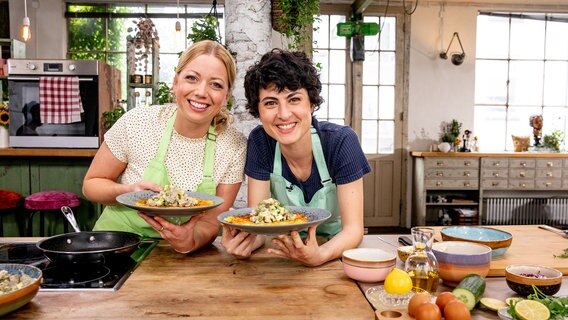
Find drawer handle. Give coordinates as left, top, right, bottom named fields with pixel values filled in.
left=436, top=161, right=444, bottom=166
left=547, top=161, right=553, bottom=167
left=546, top=172, right=552, bottom=177
left=521, top=162, right=527, bottom=167
left=436, top=182, right=442, bottom=186
left=464, top=161, right=471, bottom=166
left=520, top=183, right=526, bottom=188
left=545, top=182, right=552, bottom=187
left=463, top=182, right=470, bottom=187
left=493, top=162, right=500, bottom=167
left=492, top=182, right=499, bottom=187
left=493, top=172, right=500, bottom=177
left=464, top=172, right=471, bottom=177
left=520, top=172, right=526, bottom=178
left=436, top=172, right=444, bottom=177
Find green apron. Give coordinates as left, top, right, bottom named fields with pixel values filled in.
left=269, top=127, right=341, bottom=237
left=93, top=112, right=217, bottom=238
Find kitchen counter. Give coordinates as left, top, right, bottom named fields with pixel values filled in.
left=0, top=148, right=97, bottom=157
left=11, top=237, right=374, bottom=319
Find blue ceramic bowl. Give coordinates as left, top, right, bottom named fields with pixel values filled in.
left=0, top=264, right=43, bottom=317
left=440, top=226, right=513, bottom=258
left=432, top=241, right=492, bottom=286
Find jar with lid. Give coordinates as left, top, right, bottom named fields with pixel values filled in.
left=404, top=227, right=439, bottom=293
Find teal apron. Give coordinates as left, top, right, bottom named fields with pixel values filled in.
left=93, top=112, right=217, bottom=238
left=269, top=127, right=341, bottom=237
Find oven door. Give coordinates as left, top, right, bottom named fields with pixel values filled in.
left=8, top=75, right=100, bottom=148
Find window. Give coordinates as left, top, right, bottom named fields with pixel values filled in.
left=313, top=11, right=399, bottom=154
left=66, top=3, right=224, bottom=101
left=474, top=13, right=568, bottom=151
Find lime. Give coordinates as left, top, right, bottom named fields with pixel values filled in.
left=384, top=268, right=413, bottom=294
left=514, top=299, right=550, bottom=320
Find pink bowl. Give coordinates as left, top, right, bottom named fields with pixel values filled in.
left=342, top=261, right=395, bottom=283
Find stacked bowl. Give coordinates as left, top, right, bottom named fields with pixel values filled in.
left=440, top=226, right=513, bottom=258
left=342, top=248, right=396, bottom=283
left=432, top=241, right=492, bottom=286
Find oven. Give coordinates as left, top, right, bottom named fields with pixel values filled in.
left=7, top=59, right=120, bottom=148
left=0, top=239, right=157, bottom=291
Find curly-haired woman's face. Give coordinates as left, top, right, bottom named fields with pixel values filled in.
left=258, top=85, right=313, bottom=147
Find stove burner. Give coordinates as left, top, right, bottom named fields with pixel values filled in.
left=0, top=243, right=45, bottom=264
left=42, top=265, right=111, bottom=288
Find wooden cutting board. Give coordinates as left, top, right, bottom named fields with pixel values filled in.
left=432, top=225, right=568, bottom=276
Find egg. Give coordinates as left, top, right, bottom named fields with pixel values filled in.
left=415, top=302, right=441, bottom=320
left=435, top=291, right=458, bottom=316
left=444, top=300, right=471, bottom=320
left=408, top=293, right=431, bottom=317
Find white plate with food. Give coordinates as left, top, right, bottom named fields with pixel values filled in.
left=217, top=199, right=332, bottom=235
left=116, top=186, right=223, bottom=217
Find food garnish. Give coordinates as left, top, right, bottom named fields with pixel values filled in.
left=519, top=271, right=547, bottom=279
left=507, top=285, right=568, bottom=320
left=553, top=248, right=568, bottom=258
left=224, top=198, right=308, bottom=225
left=136, top=185, right=213, bottom=208
left=0, top=270, right=34, bottom=295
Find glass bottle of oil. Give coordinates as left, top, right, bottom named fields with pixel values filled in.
left=404, top=227, right=439, bottom=293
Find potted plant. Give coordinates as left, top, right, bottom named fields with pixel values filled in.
left=542, top=130, right=564, bottom=152
left=439, top=119, right=462, bottom=152
left=271, top=0, right=320, bottom=51
left=102, top=106, right=126, bottom=130
left=187, top=15, right=222, bottom=44
left=155, top=82, right=173, bottom=105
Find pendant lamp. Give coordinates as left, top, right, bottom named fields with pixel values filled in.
left=175, top=0, right=181, bottom=32
left=21, top=0, right=31, bottom=42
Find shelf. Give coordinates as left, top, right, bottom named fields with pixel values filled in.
left=128, top=83, right=154, bottom=88
left=426, top=203, right=479, bottom=206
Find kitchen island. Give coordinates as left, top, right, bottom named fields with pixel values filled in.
left=10, top=237, right=374, bottom=319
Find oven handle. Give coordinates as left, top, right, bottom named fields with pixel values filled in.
left=7, top=76, right=95, bottom=81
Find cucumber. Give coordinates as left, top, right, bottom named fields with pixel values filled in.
left=452, top=274, right=486, bottom=310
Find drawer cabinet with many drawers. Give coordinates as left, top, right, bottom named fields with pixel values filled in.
left=412, top=152, right=568, bottom=226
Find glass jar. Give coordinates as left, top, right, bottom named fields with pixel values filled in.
left=404, top=227, right=439, bottom=293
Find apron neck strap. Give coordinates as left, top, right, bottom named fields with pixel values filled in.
left=154, top=111, right=177, bottom=162
left=274, top=127, right=332, bottom=186
left=202, top=125, right=216, bottom=178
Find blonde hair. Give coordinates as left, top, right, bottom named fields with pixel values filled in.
left=176, top=40, right=236, bottom=132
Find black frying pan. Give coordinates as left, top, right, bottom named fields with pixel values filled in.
left=35, top=206, right=142, bottom=265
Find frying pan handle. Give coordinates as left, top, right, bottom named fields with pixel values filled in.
left=61, top=206, right=81, bottom=232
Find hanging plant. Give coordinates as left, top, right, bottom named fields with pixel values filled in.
left=127, top=17, right=159, bottom=75
left=187, top=15, right=222, bottom=44
left=271, top=0, right=320, bottom=50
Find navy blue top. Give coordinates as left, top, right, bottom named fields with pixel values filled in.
left=245, top=118, right=372, bottom=203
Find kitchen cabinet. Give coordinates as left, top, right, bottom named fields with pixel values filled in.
left=0, top=38, right=25, bottom=102
left=126, top=38, right=159, bottom=110
left=412, top=152, right=568, bottom=226
left=0, top=149, right=101, bottom=236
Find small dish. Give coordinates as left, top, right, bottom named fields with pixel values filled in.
left=218, top=206, right=332, bottom=235
left=116, top=190, right=223, bottom=217
left=396, top=245, right=413, bottom=262
left=0, top=264, right=43, bottom=317
left=505, top=264, right=562, bottom=297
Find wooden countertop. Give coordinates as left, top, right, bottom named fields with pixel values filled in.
left=411, top=151, right=568, bottom=158
left=12, top=238, right=374, bottom=319
left=360, top=233, right=568, bottom=320
left=0, top=148, right=98, bottom=157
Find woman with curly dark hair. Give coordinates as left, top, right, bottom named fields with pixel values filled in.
left=221, top=49, right=371, bottom=266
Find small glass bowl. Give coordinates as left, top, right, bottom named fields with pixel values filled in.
left=365, top=285, right=415, bottom=308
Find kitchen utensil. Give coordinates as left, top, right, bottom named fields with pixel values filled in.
left=36, top=207, right=141, bottom=265
left=398, top=236, right=412, bottom=246
left=538, top=225, right=568, bottom=238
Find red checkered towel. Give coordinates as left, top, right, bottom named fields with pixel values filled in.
left=39, top=77, right=84, bottom=124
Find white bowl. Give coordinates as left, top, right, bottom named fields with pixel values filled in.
left=342, top=248, right=396, bottom=282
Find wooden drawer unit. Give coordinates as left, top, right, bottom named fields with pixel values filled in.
left=535, top=179, right=562, bottom=189
left=425, top=158, right=478, bottom=168
left=537, top=159, right=563, bottom=168
left=509, top=158, right=536, bottom=168
left=481, top=179, right=509, bottom=189
left=482, top=158, right=509, bottom=168
left=424, top=157, right=478, bottom=190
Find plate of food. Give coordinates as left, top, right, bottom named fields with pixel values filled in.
left=116, top=185, right=224, bottom=217
left=217, top=198, right=332, bottom=235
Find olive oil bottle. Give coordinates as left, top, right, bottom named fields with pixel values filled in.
left=405, top=227, right=440, bottom=293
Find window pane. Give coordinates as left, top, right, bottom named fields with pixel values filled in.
left=328, top=84, right=345, bottom=120
left=68, top=18, right=106, bottom=51
left=546, top=20, right=568, bottom=59
left=379, top=17, right=396, bottom=51
left=329, top=50, right=346, bottom=83
left=379, top=51, right=395, bottom=85
left=379, top=85, right=395, bottom=119
left=362, top=86, right=378, bottom=119
left=363, top=52, right=379, bottom=85
left=329, top=15, right=347, bottom=49
left=509, top=61, right=544, bottom=105
left=476, top=15, right=509, bottom=59
left=378, top=120, right=394, bottom=153
left=544, top=61, right=568, bottom=106
left=362, top=120, right=377, bottom=153
left=474, top=105, right=507, bottom=151
left=316, top=85, right=329, bottom=119
left=475, top=60, right=508, bottom=104
left=153, top=17, right=187, bottom=53
left=510, top=17, right=545, bottom=59
left=506, top=106, right=542, bottom=149
left=314, top=15, right=329, bottom=48
left=313, top=50, right=329, bottom=83
left=543, top=107, right=568, bottom=150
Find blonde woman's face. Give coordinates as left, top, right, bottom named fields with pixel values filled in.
left=172, top=54, right=229, bottom=127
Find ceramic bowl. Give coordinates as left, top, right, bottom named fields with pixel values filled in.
left=342, top=248, right=396, bottom=283
left=505, top=264, right=562, bottom=297
left=432, top=241, right=492, bottom=286
left=397, top=245, right=414, bottom=263
left=440, top=226, right=513, bottom=258
left=0, top=264, right=43, bottom=317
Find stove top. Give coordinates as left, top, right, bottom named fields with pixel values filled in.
left=0, top=240, right=157, bottom=291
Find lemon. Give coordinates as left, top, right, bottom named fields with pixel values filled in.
left=384, top=268, right=413, bottom=294
left=514, top=300, right=550, bottom=320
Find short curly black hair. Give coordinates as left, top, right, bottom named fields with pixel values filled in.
left=244, top=49, right=323, bottom=118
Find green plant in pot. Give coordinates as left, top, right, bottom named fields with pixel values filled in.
left=542, top=130, right=564, bottom=151
left=102, top=106, right=126, bottom=130
left=155, top=82, right=174, bottom=105
left=271, top=0, right=320, bottom=51
left=187, top=15, right=222, bottom=44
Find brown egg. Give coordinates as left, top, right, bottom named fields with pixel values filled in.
left=415, top=302, right=442, bottom=320
left=435, top=291, right=458, bottom=316
left=408, top=293, right=431, bottom=317
left=444, top=300, right=471, bottom=320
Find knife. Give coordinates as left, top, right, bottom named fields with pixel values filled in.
left=538, top=225, right=568, bottom=238
left=398, top=236, right=413, bottom=246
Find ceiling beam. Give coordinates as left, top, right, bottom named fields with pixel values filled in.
left=352, top=0, right=374, bottom=14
